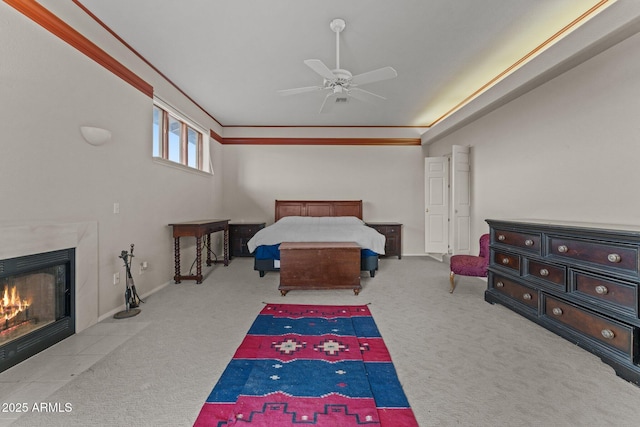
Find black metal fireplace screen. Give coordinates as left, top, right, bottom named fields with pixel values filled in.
left=0, top=248, right=75, bottom=372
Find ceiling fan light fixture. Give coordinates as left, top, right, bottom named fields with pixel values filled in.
left=329, top=18, right=346, bottom=34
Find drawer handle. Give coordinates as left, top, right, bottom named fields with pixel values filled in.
left=607, top=253, right=621, bottom=263
left=557, top=245, right=568, bottom=253
left=496, top=281, right=504, bottom=288
left=502, top=258, right=510, bottom=265
left=524, top=239, right=534, bottom=246
left=539, top=268, right=549, bottom=277
left=601, top=329, right=615, bottom=340
left=552, top=307, right=563, bottom=316
left=595, top=285, right=609, bottom=295
left=498, top=234, right=506, bottom=241
left=523, top=293, right=532, bottom=300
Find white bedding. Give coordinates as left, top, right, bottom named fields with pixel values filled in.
left=247, top=216, right=386, bottom=254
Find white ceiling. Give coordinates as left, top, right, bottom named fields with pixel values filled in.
left=75, top=0, right=634, bottom=129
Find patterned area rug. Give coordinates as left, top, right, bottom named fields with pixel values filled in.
left=194, top=303, right=418, bottom=426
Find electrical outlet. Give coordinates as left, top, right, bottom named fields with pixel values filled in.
left=113, top=202, right=120, bottom=214
left=113, top=272, right=120, bottom=285
left=139, top=261, right=147, bottom=275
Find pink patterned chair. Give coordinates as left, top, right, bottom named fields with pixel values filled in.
left=449, top=233, right=490, bottom=293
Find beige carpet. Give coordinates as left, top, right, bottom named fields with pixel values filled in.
left=7, top=256, right=640, bottom=426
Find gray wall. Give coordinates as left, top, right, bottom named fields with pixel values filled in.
left=220, top=144, right=425, bottom=255
left=1, top=3, right=224, bottom=317
left=427, top=31, right=640, bottom=253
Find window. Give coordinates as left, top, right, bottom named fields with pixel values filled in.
left=152, top=99, right=210, bottom=173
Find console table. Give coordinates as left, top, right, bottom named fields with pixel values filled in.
left=169, top=219, right=229, bottom=284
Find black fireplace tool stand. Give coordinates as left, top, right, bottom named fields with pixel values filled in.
left=114, top=244, right=144, bottom=319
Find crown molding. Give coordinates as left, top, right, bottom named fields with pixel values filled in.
left=4, top=0, right=153, bottom=97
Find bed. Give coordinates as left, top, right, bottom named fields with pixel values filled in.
left=248, top=200, right=385, bottom=278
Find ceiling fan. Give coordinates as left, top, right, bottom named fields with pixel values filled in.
left=278, top=18, right=397, bottom=113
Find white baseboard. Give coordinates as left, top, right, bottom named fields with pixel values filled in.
left=98, top=280, right=172, bottom=322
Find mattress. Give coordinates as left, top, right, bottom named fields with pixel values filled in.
left=247, top=216, right=386, bottom=254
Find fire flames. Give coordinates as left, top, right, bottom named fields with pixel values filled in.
left=1, top=285, right=30, bottom=322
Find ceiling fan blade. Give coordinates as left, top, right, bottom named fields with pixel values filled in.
left=278, top=86, right=324, bottom=96
left=304, top=59, right=337, bottom=80
left=348, top=87, right=386, bottom=104
left=319, top=92, right=338, bottom=113
left=351, top=66, right=397, bottom=86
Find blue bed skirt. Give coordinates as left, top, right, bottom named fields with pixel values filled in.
left=253, top=244, right=379, bottom=278
left=255, top=243, right=377, bottom=260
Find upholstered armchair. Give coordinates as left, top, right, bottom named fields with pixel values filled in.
left=449, top=233, right=490, bottom=293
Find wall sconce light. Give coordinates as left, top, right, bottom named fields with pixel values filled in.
left=80, top=126, right=112, bottom=146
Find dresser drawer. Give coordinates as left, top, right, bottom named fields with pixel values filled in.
left=525, top=260, right=566, bottom=291
left=377, top=225, right=399, bottom=235
left=229, top=223, right=265, bottom=236
left=572, top=271, right=638, bottom=317
left=548, top=236, right=638, bottom=275
left=492, top=275, right=538, bottom=310
left=493, top=228, right=542, bottom=254
left=544, top=296, right=634, bottom=356
left=240, top=225, right=262, bottom=236
left=493, top=250, right=520, bottom=273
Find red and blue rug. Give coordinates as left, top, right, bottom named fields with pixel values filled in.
left=194, top=303, right=418, bottom=426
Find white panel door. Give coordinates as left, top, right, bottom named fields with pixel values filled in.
left=424, top=157, right=449, bottom=254
left=451, top=145, right=471, bottom=255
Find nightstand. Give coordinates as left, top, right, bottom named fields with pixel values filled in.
left=229, top=222, right=265, bottom=258
left=366, top=222, right=402, bottom=259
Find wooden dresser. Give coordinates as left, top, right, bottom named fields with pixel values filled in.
left=485, top=219, right=640, bottom=385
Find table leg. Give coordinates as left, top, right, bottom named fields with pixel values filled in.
left=206, top=233, right=212, bottom=266
left=173, top=237, right=181, bottom=284
left=223, top=226, right=229, bottom=266
left=195, top=236, right=203, bottom=284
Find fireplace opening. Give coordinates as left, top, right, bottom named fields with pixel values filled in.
left=0, top=248, right=75, bottom=373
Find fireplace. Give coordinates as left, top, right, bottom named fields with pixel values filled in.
left=0, top=248, right=75, bottom=372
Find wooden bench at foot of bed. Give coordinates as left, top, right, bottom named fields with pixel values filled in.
left=279, top=242, right=362, bottom=296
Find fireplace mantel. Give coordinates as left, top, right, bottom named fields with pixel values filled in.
left=0, top=221, right=98, bottom=333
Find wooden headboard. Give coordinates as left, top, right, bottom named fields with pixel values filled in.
left=275, top=200, right=363, bottom=221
